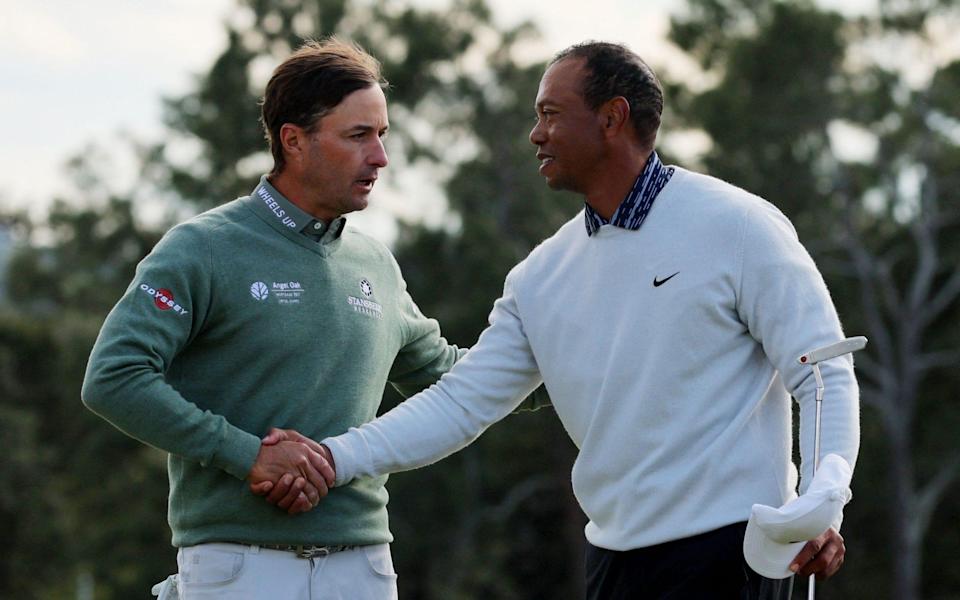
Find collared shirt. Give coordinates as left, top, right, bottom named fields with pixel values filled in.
left=257, top=175, right=346, bottom=243
left=584, top=151, right=675, bottom=236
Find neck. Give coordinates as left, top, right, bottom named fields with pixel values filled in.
left=583, top=148, right=653, bottom=220
left=268, top=171, right=338, bottom=223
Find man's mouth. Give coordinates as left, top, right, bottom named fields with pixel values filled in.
left=355, top=176, right=378, bottom=192
left=536, top=153, right=555, bottom=172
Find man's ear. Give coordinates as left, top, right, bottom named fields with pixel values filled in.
left=279, top=123, right=306, bottom=166
left=601, top=96, right=631, bottom=138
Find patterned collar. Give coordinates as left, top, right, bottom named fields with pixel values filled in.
left=584, top=151, right=675, bottom=236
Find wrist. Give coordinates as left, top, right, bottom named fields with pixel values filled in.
left=320, top=443, right=336, bottom=472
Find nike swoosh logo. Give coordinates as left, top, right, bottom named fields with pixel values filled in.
left=653, top=272, right=679, bottom=287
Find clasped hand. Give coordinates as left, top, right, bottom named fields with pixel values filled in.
left=247, top=428, right=337, bottom=515
left=789, top=527, right=845, bottom=580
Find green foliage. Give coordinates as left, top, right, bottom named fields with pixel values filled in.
left=385, top=28, right=586, bottom=599
left=669, top=1, right=960, bottom=598
left=0, top=155, right=172, bottom=597
left=2, top=0, right=957, bottom=598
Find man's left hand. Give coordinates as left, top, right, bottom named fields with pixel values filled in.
left=789, top=528, right=845, bottom=580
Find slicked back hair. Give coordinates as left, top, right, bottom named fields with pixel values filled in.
left=261, top=37, right=386, bottom=175
left=550, top=41, right=663, bottom=150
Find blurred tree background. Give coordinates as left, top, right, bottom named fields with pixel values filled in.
left=1, top=0, right=957, bottom=598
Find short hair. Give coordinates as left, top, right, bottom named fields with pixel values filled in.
left=261, top=37, right=386, bottom=175
left=550, top=41, right=663, bottom=150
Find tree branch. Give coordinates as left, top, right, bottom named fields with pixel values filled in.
left=921, top=266, right=960, bottom=328
left=912, top=454, right=960, bottom=544
left=842, top=218, right=896, bottom=378
left=483, top=474, right=565, bottom=523
left=914, top=349, right=960, bottom=373
left=904, top=189, right=939, bottom=319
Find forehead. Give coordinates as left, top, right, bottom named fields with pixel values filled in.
left=321, top=84, right=388, bottom=128
left=536, top=57, right=588, bottom=108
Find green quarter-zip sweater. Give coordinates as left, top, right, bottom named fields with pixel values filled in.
left=82, top=177, right=467, bottom=547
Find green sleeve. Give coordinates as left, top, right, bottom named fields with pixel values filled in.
left=80, top=223, right=261, bottom=480
left=387, top=284, right=461, bottom=398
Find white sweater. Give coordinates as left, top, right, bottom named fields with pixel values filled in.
left=324, top=167, right=860, bottom=551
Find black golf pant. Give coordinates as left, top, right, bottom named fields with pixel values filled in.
left=585, top=522, right=793, bottom=599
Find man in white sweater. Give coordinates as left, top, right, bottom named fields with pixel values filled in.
left=268, top=41, right=860, bottom=598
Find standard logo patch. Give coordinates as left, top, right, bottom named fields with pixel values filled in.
left=348, top=276, right=381, bottom=318
left=347, top=295, right=383, bottom=319
left=139, top=283, right=189, bottom=316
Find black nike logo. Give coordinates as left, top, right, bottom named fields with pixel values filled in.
left=653, top=272, right=679, bottom=287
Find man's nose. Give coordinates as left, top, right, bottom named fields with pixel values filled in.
left=369, top=137, right=388, bottom=168
left=529, top=121, right=545, bottom=146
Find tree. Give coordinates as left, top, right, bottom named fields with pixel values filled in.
left=7, top=0, right=957, bottom=597
left=387, top=31, right=588, bottom=600
left=72, top=1, right=587, bottom=597
left=0, top=147, right=172, bottom=599
left=668, top=0, right=960, bottom=597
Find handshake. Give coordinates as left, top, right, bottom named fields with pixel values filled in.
left=247, top=428, right=337, bottom=515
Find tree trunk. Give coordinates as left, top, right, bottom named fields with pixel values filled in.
left=889, top=423, right=920, bottom=600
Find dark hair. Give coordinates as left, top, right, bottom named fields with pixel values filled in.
left=550, top=41, right=663, bottom=149
left=261, top=37, right=386, bottom=175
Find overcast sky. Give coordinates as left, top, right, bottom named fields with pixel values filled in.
left=0, top=0, right=884, bottom=240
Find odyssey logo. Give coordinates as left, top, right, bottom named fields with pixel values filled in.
left=139, top=284, right=189, bottom=316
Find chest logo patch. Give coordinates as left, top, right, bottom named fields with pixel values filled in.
left=360, top=278, right=373, bottom=297
left=348, top=277, right=382, bottom=319
left=250, top=280, right=306, bottom=304
left=653, top=272, right=679, bottom=287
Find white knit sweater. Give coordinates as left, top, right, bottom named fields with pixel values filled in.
left=323, top=167, right=860, bottom=551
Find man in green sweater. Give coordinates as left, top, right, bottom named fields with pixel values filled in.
left=82, top=37, right=484, bottom=600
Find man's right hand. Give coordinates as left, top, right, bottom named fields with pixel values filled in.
left=247, top=440, right=335, bottom=515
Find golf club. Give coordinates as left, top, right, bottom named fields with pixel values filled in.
left=797, top=335, right=867, bottom=599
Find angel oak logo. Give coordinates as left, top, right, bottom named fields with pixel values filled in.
left=139, top=284, right=189, bottom=316
left=250, top=280, right=306, bottom=304
left=250, top=281, right=269, bottom=300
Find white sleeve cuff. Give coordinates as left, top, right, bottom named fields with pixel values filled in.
left=321, top=433, right=361, bottom=487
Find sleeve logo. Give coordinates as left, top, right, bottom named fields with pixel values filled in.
left=139, top=283, right=190, bottom=316
left=250, top=281, right=270, bottom=300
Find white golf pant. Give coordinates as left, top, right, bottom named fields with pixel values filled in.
left=162, top=542, right=398, bottom=599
